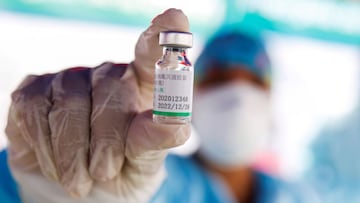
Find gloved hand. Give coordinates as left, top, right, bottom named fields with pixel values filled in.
left=5, top=8, right=191, bottom=203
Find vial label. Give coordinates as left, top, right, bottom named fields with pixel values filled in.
left=153, top=69, right=194, bottom=117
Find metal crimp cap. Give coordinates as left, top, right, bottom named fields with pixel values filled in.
left=159, top=31, right=193, bottom=48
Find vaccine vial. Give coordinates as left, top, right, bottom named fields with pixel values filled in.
left=153, top=31, right=193, bottom=124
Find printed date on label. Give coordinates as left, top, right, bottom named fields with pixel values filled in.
left=157, top=103, right=190, bottom=111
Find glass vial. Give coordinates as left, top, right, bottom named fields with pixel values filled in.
left=153, top=31, right=193, bottom=124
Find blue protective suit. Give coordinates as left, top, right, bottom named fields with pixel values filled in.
left=306, top=105, right=360, bottom=203
left=0, top=150, right=306, bottom=203
left=0, top=151, right=21, bottom=203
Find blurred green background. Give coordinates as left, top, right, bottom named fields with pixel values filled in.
left=1, top=0, right=359, bottom=44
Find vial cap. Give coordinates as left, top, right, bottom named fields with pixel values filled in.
left=159, top=31, right=193, bottom=48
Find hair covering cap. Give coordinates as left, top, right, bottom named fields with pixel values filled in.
left=195, top=31, right=271, bottom=85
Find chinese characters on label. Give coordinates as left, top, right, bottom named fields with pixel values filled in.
left=154, top=70, right=193, bottom=115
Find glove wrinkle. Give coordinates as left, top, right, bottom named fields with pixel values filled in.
left=49, top=68, right=93, bottom=197
left=10, top=74, right=59, bottom=182
left=90, top=63, right=139, bottom=182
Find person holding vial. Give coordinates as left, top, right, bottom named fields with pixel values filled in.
left=150, top=30, right=316, bottom=203
left=0, top=8, right=312, bottom=203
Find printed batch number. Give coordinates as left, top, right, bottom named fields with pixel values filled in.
left=158, top=95, right=189, bottom=103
